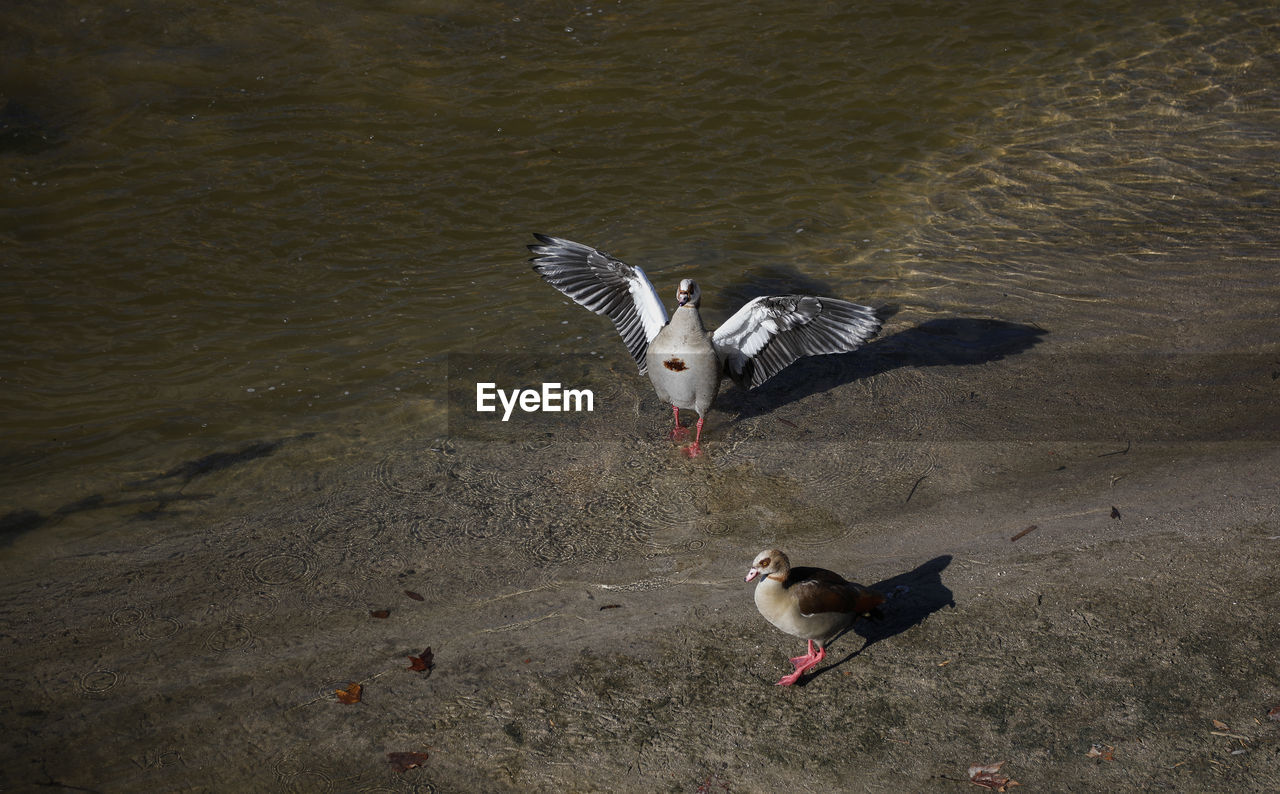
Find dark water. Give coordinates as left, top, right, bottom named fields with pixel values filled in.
left=1, top=0, right=1277, bottom=538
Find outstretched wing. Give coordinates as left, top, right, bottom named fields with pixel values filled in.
left=529, top=234, right=669, bottom=374
left=712, top=295, right=881, bottom=388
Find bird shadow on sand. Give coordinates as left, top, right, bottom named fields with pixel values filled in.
left=709, top=263, right=1047, bottom=420
left=797, top=554, right=956, bottom=686
left=720, top=313, right=1047, bottom=419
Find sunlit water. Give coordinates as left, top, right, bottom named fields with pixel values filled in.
left=1, top=0, right=1276, bottom=536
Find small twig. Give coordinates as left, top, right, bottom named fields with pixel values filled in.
left=904, top=465, right=934, bottom=505
left=1210, top=731, right=1250, bottom=741
left=1098, top=440, right=1131, bottom=457
left=480, top=612, right=584, bottom=633
left=472, top=583, right=557, bottom=605
left=1010, top=525, right=1038, bottom=542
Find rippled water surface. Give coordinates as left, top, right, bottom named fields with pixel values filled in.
left=2, top=0, right=1277, bottom=524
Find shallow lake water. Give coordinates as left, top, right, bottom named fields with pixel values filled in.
left=3, top=0, right=1275, bottom=529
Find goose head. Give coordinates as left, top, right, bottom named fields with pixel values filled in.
left=675, top=278, right=701, bottom=308
left=745, top=549, right=790, bottom=582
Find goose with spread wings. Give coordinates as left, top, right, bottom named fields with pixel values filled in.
left=529, top=234, right=881, bottom=456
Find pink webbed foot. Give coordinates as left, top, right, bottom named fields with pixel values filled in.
left=775, top=641, right=825, bottom=687
left=668, top=406, right=690, bottom=441
left=681, top=416, right=706, bottom=458
left=788, top=640, right=817, bottom=670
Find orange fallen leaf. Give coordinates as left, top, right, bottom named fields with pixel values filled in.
left=335, top=682, right=362, bottom=704
left=370, top=609, right=391, bottom=619
left=407, top=647, right=434, bottom=674
left=1212, top=719, right=1228, bottom=730
left=404, top=590, right=424, bottom=601
left=387, top=751, right=429, bottom=772
left=1269, top=705, right=1280, bottom=721
left=968, top=761, right=1019, bottom=791
left=1086, top=744, right=1116, bottom=761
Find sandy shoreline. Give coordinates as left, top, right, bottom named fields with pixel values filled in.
left=2, top=360, right=1277, bottom=792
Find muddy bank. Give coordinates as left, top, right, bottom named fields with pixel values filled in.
left=1, top=395, right=1277, bottom=792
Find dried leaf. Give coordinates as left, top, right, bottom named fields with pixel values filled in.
left=334, top=682, right=362, bottom=704
left=404, top=590, right=424, bottom=601
left=370, top=609, right=391, bottom=619
left=599, top=604, right=622, bottom=610
left=1212, top=719, right=1229, bottom=730
left=407, top=647, right=434, bottom=674
left=1269, top=705, right=1280, bottom=721
left=968, top=761, right=1019, bottom=791
left=1110, top=506, right=1121, bottom=519
left=1086, top=744, right=1115, bottom=761
left=387, top=751, right=429, bottom=772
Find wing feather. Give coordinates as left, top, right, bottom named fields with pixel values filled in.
left=529, top=234, right=669, bottom=373
left=712, top=295, right=881, bottom=388
left=787, top=567, right=886, bottom=617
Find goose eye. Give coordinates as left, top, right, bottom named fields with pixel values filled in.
left=759, top=557, right=771, bottom=568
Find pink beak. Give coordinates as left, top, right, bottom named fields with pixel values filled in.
left=745, top=569, right=759, bottom=583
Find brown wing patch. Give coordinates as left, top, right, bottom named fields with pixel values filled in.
left=663, top=357, right=687, bottom=372
left=789, top=567, right=886, bottom=616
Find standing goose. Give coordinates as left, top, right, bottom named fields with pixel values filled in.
left=745, top=549, right=885, bottom=686
left=528, top=234, right=881, bottom=456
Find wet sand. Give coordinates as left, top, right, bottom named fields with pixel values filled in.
left=2, top=338, right=1277, bottom=791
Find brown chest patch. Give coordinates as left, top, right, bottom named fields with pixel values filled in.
left=663, top=357, right=687, bottom=372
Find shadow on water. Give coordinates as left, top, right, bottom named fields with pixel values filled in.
left=800, top=554, right=956, bottom=685
left=0, top=438, right=303, bottom=547
left=720, top=317, right=1048, bottom=418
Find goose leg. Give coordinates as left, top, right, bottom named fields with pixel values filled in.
left=682, top=416, right=705, bottom=457
left=776, top=642, right=825, bottom=686
left=668, top=406, right=689, bottom=440
left=788, top=640, right=818, bottom=669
